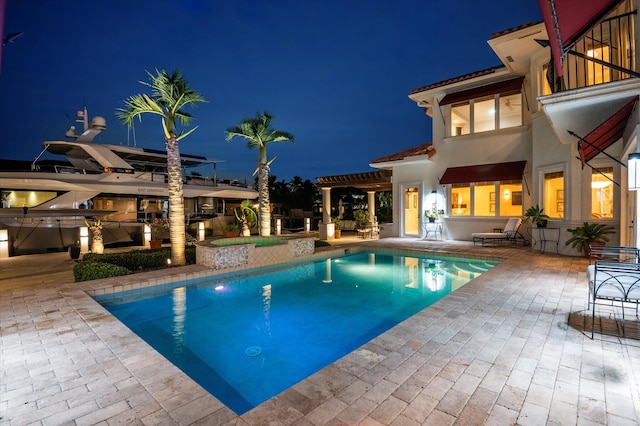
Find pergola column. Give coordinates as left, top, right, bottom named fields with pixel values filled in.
left=367, top=191, right=376, bottom=223
left=319, top=187, right=334, bottom=240
left=322, top=187, right=331, bottom=224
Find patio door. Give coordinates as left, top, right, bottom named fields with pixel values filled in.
left=402, top=184, right=421, bottom=237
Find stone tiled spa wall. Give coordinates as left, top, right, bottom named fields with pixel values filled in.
left=196, top=237, right=315, bottom=270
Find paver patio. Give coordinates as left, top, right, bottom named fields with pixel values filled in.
left=2, top=237, right=640, bottom=425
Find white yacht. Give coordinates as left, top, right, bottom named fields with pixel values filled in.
left=0, top=108, right=258, bottom=255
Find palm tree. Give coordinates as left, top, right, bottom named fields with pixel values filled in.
left=226, top=112, right=294, bottom=236
left=117, top=69, right=205, bottom=266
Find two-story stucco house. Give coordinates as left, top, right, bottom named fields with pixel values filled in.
left=371, top=0, right=640, bottom=256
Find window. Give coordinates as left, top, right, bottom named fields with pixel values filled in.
left=474, top=182, right=495, bottom=216
left=451, top=103, right=470, bottom=136
left=591, top=167, right=614, bottom=218
left=1, top=190, right=57, bottom=208
left=544, top=171, right=564, bottom=218
left=499, top=92, right=523, bottom=129
left=474, top=97, right=496, bottom=133
left=451, top=180, right=523, bottom=217
left=499, top=180, right=523, bottom=217
left=449, top=92, right=522, bottom=137
left=587, top=42, right=612, bottom=85
left=451, top=184, right=470, bottom=216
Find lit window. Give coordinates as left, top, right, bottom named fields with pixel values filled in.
left=450, top=92, right=522, bottom=137
left=474, top=97, right=496, bottom=133
left=451, top=103, right=470, bottom=136
left=474, top=182, right=496, bottom=216
left=591, top=167, right=614, bottom=218
left=499, top=180, right=523, bottom=217
left=451, top=184, right=470, bottom=216
left=544, top=171, right=564, bottom=218
left=2, top=190, right=57, bottom=208
left=499, top=92, right=523, bottom=129
left=587, top=42, right=611, bottom=86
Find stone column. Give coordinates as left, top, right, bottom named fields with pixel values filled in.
left=367, top=191, right=376, bottom=222
left=319, top=187, right=334, bottom=240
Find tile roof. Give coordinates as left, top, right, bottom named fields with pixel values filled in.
left=490, top=21, right=543, bottom=39
left=410, top=66, right=504, bottom=95
left=371, top=142, right=434, bottom=164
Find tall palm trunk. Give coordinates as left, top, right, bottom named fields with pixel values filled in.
left=166, top=137, right=186, bottom=265
left=258, top=162, right=271, bottom=236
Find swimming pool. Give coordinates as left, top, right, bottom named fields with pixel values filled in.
left=96, top=250, right=498, bottom=415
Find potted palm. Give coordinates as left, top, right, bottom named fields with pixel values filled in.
left=565, top=222, right=616, bottom=257
left=223, top=222, right=240, bottom=238
left=332, top=217, right=342, bottom=238
left=354, top=210, right=369, bottom=229
left=524, top=204, right=550, bottom=228
left=147, top=218, right=169, bottom=249
left=234, top=200, right=258, bottom=237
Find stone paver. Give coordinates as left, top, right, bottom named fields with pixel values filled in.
left=2, top=237, right=640, bottom=424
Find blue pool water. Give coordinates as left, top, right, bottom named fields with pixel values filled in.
left=97, top=251, right=498, bottom=414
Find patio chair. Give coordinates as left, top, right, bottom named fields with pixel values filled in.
left=471, top=218, right=526, bottom=246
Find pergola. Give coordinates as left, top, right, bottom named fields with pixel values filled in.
left=315, top=170, right=392, bottom=239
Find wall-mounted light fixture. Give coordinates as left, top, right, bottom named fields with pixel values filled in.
left=629, top=153, right=640, bottom=190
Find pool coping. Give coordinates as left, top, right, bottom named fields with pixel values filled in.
left=69, top=243, right=508, bottom=422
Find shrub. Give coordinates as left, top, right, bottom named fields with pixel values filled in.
left=315, top=239, right=331, bottom=248
left=74, top=262, right=130, bottom=282
left=75, top=246, right=197, bottom=282
left=82, top=246, right=196, bottom=272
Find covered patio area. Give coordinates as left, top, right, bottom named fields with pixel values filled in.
left=315, top=169, right=392, bottom=241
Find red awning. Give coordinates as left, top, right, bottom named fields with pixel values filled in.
left=538, top=0, right=623, bottom=76
left=439, top=161, right=527, bottom=185
left=439, top=77, right=525, bottom=106
left=580, top=96, right=638, bottom=163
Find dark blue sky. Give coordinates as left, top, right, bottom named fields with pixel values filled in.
left=0, top=0, right=542, bottom=182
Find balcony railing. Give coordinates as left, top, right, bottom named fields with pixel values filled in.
left=555, top=11, right=637, bottom=92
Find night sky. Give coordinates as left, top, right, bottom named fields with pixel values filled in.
left=0, top=1, right=542, bottom=183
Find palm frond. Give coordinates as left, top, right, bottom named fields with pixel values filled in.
left=177, top=126, right=199, bottom=141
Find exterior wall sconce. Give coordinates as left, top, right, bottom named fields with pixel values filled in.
left=628, top=153, right=640, bottom=190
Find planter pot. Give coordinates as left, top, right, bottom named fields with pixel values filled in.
left=335, top=229, right=342, bottom=239
left=536, top=219, right=548, bottom=228
left=428, top=217, right=436, bottom=223
left=585, top=241, right=606, bottom=258
left=149, top=239, right=162, bottom=249
left=68, top=245, right=81, bottom=260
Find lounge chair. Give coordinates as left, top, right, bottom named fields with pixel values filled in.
left=471, top=218, right=526, bottom=246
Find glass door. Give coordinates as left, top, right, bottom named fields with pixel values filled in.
left=403, top=185, right=420, bottom=237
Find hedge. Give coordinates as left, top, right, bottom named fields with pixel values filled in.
left=74, top=262, right=131, bottom=282
left=74, top=246, right=196, bottom=282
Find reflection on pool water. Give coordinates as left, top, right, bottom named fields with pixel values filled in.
left=96, top=251, right=498, bottom=414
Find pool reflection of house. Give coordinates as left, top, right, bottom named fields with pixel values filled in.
left=364, top=0, right=640, bottom=255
